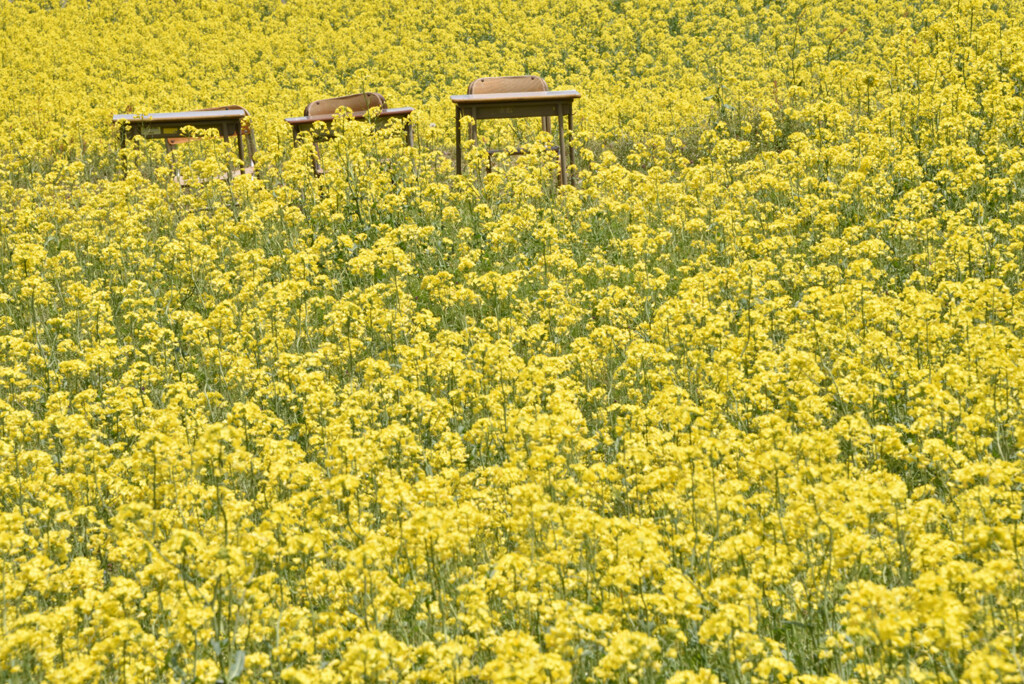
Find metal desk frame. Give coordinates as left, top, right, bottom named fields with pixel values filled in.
left=285, top=108, right=414, bottom=175
left=451, top=90, right=581, bottom=186
left=113, top=107, right=256, bottom=180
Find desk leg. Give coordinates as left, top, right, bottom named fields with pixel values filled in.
left=557, top=110, right=567, bottom=186
left=568, top=107, right=576, bottom=187
left=455, top=109, right=462, bottom=175
left=235, top=125, right=244, bottom=180
left=313, top=141, right=323, bottom=176
left=119, top=126, right=127, bottom=178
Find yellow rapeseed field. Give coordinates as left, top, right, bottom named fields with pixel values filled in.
left=2, top=0, right=1024, bottom=681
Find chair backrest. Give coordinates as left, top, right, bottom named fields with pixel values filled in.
left=304, top=93, right=387, bottom=117
left=467, top=75, right=549, bottom=95
left=467, top=75, right=551, bottom=134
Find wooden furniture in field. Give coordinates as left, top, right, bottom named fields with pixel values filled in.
left=285, top=92, right=414, bottom=174
left=113, top=106, right=256, bottom=182
left=452, top=76, right=580, bottom=185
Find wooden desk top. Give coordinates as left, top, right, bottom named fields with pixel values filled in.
left=284, top=107, right=414, bottom=126
left=450, top=90, right=581, bottom=106
left=113, top=108, right=250, bottom=125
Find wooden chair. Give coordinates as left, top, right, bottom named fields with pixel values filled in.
left=466, top=75, right=551, bottom=138
left=464, top=75, right=556, bottom=171
left=304, top=92, right=388, bottom=118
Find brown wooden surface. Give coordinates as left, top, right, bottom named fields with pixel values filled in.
left=113, top=108, right=249, bottom=125
left=468, top=75, right=548, bottom=95
left=467, top=76, right=551, bottom=135
left=458, top=102, right=570, bottom=121
left=452, top=90, right=580, bottom=185
left=287, top=106, right=415, bottom=174
left=285, top=107, right=414, bottom=127
left=305, top=93, right=387, bottom=117
left=114, top=106, right=256, bottom=181
left=451, top=90, right=580, bottom=106
left=121, top=124, right=244, bottom=138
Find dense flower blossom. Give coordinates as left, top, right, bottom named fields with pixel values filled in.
left=1, top=0, right=1024, bottom=681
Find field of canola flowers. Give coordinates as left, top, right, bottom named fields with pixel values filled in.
left=2, top=0, right=1024, bottom=681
